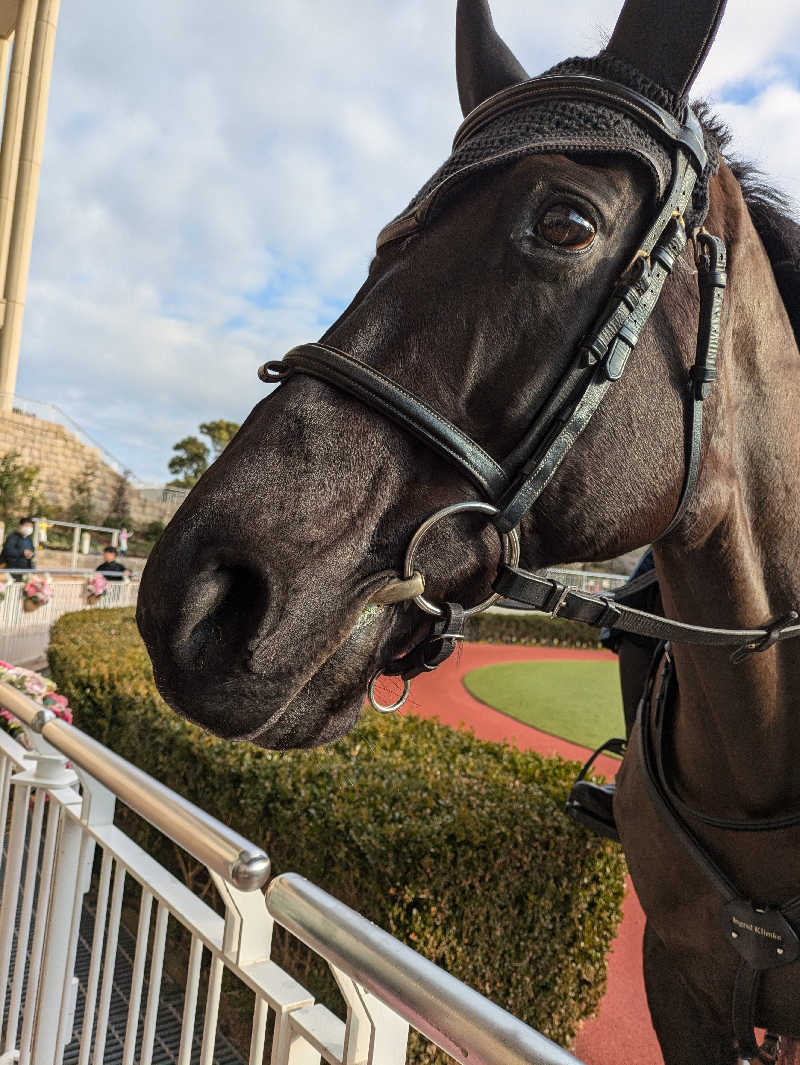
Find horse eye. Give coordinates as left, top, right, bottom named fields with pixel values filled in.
left=535, top=205, right=596, bottom=250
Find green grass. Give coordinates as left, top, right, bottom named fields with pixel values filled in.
left=463, top=660, right=624, bottom=751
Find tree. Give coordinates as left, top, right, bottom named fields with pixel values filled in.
left=0, top=452, right=40, bottom=524
left=199, top=419, right=240, bottom=458
left=68, top=461, right=99, bottom=524
left=167, top=420, right=241, bottom=487
left=105, top=473, right=131, bottom=527
left=168, top=436, right=210, bottom=488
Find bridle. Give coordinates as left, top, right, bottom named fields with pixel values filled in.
left=259, top=74, right=800, bottom=712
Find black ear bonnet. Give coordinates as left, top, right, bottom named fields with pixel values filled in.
left=378, top=0, right=726, bottom=249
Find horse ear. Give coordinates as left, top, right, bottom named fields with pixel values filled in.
left=456, top=0, right=528, bottom=117
left=606, top=0, right=727, bottom=97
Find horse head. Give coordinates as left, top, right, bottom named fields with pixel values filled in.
left=138, top=0, right=728, bottom=749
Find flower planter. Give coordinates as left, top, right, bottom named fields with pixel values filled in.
left=87, top=594, right=105, bottom=606
left=22, top=598, right=40, bottom=613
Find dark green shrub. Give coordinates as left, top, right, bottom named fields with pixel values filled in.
left=467, top=609, right=604, bottom=649
left=49, top=608, right=624, bottom=1058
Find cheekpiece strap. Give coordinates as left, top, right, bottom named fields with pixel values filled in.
left=493, top=150, right=696, bottom=533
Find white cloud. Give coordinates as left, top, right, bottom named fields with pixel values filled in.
left=13, top=0, right=800, bottom=481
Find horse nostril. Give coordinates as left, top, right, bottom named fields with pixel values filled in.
left=174, top=563, right=269, bottom=671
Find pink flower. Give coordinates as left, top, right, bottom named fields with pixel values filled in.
left=24, top=675, right=49, bottom=696
left=0, top=661, right=11, bottom=669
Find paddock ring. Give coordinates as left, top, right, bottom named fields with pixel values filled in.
left=367, top=672, right=412, bottom=714
left=403, top=500, right=520, bottom=618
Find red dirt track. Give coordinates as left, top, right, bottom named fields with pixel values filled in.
left=398, top=643, right=663, bottom=1065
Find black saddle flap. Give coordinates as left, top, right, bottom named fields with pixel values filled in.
left=722, top=900, right=800, bottom=969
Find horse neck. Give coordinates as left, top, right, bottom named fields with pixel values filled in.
left=652, top=167, right=800, bottom=817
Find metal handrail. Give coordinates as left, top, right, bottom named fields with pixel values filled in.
left=266, top=873, right=585, bottom=1065
left=0, top=681, right=270, bottom=890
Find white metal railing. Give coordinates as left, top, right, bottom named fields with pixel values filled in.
left=0, top=681, right=585, bottom=1065
left=0, top=574, right=139, bottom=664
left=546, top=568, right=628, bottom=594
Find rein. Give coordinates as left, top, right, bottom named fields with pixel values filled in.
left=258, top=74, right=800, bottom=711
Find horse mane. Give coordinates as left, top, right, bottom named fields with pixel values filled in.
left=697, top=103, right=800, bottom=348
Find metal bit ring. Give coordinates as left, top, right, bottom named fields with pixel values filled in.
left=368, top=671, right=411, bottom=714
left=403, top=501, right=520, bottom=618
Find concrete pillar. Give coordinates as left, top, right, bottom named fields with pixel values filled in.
left=0, top=0, right=39, bottom=363
left=0, top=0, right=61, bottom=412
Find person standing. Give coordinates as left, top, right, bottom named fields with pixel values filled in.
left=118, top=527, right=131, bottom=554
left=0, top=517, right=36, bottom=575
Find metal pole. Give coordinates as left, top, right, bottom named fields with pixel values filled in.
left=267, top=874, right=586, bottom=1065
left=0, top=0, right=61, bottom=409
left=70, top=525, right=78, bottom=569
left=0, top=684, right=271, bottom=892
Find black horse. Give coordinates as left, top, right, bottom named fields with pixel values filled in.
left=138, top=1, right=800, bottom=1060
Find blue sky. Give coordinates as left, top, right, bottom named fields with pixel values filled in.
left=14, top=0, right=800, bottom=482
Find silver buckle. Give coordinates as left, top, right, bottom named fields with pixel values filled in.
left=549, top=585, right=570, bottom=618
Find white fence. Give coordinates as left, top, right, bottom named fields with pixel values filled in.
left=0, top=574, right=139, bottom=665
left=0, top=681, right=584, bottom=1065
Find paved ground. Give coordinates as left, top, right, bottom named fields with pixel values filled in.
left=404, top=642, right=664, bottom=1065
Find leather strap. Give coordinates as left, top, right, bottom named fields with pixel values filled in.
left=656, top=232, right=727, bottom=540
left=637, top=645, right=739, bottom=900
left=382, top=602, right=466, bottom=681
left=640, top=649, right=800, bottom=1062
left=494, top=175, right=694, bottom=533
left=493, top=563, right=800, bottom=651
left=732, top=963, right=760, bottom=1061
left=259, top=343, right=510, bottom=501
left=452, top=75, right=708, bottom=172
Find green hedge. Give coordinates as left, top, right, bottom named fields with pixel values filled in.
left=49, top=608, right=624, bottom=1058
left=467, top=609, right=604, bottom=649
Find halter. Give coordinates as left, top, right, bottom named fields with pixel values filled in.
left=258, top=75, right=800, bottom=712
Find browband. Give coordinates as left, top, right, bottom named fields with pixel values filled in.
left=452, top=74, right=707, bottom=171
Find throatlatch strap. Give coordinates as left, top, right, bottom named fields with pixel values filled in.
left=656, top=231, right=727, bottom=540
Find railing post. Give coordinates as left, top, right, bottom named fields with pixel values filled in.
left=8, top=732, right=83, bottom=1065
left=330, top=966, right=373, bottom=1065
left=0, top=771, right=31, bottom=1015
left=357, top=988, right=410, bottom=1065
left=29, top=809, right=85, bottom=1065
